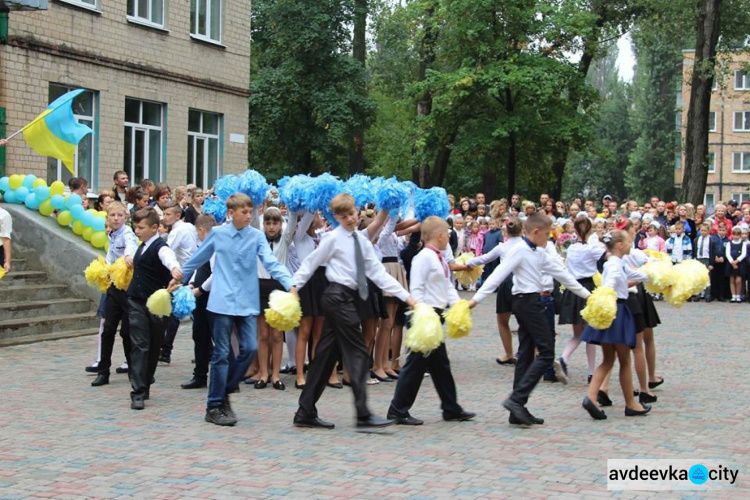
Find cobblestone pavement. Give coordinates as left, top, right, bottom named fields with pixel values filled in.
left=1, top=293, right=748, bottom=499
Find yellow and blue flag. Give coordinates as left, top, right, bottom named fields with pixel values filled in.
left=22, top=89, right=94, bottom=174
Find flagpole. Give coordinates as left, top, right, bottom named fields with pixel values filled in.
left=2, top=128, right=24, bottom=142
left=1, top=89, right=84, bottom=142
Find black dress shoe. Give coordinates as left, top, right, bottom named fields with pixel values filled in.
left=503, top=399, right=533, bottom=425
left=387, top=413, right=424, bottom=426
left=342, top=379, right=352, bottom=387
left=115, top=366, right=129, bottom=374
left=327, top=382, right=343, bottom=389
left=443, top=411, right=476, bottom=422
left=597, top=390, right=613, bottom=407
left=254, top=379, right=268, bottom=389
left=295, top=381, right=306, bottom=390
left=272, top=380, right=286, bottom=391
left=357, top=415, right=396, bottom=428
left=370, top=371, right=393, bottom=382
left=181, top=378, right=207, bottom=389
left=625, top=404, right=652, bottom=416
left=293, top=414, right=335, bottom=429
left=509, top=412, right=544, bottom=425
left=131, top=395, right=145, bottom=410
left=85, top=364, right=99, bottom=373
left=582, top=396, right=607, bottom=420
left=158, top=355, right=170, bottom=365
left=496, top=357, right=516, bottom=365
left=91, top=373, right=110, bottom=387
left=648, top=377, right=664, bottom=389
left=639, top=392, right=657, bottom=404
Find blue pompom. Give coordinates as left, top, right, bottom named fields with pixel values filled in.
left=305, top=173, right=344, bottom=213
left=374, top=176, right=410, bottom=212
left=214, top=175, right=239, bottom=200
left=344, top=174, right=375, bottom=208
left=172, top=286, right=197, bottom=320
left=237, top=169, right=271, bottom=207
left=203, top=196, right=227, bottom=223
left=278, top=174, right=312, bottom=213
left=414, top=186, right=450, bottom=222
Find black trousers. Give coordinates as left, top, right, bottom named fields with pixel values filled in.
left=510, top=294, right=554, bottom=406
left=709, top=264, right=728, bottom=300
left=128, top=298, right=168, bottom=397
left=160, top=315, right=181, bottom=358
left=98, top=285, right=131, bottom=374
left=192, top=294, right=212, bottom=382
left=298, top=283, right=371, bottom=420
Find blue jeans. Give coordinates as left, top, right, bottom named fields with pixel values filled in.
left=540, top=295, right=556, bottom=378
left=207, top=312, right=257, bottom=410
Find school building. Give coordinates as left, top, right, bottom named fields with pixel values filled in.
left=676, top=50, right=750, bottom=208
left=0, top=0, right=250, bottom=191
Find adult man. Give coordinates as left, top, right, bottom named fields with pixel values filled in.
left=112, top=171, right=129, bottom=203
left=476, top=192, right=486, bottom=205
left=511, top=194, right=520, bottom=206
left=656, top=201, right=668, bottom=226
left=539, top=193, right=549, bottom=207
left=68, top=177, right=88, bottom=197
left=726, top=200, right=740, bottom=225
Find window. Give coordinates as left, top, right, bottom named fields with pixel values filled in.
left=704, top=193, right=715, bottom=210
left=734, top=111, right=750, bottom=131
left=191, top=0, right=222, bottom=43
left=675, top=151, right=682, bottom=170
left=127, top=0, right=165, bottom=28
left=708, top=111, right=717, bottom=132
left=732, top=193, right=750, bottom=204
left=733, top=152, right=750, bottom=173
left=735, top=70, right=750, bottom=90
left=708, top=151, right=716, bottom=173
left=46, top=84, right=97, bottom=188
left=124, top=98, right=164, bottom=184
left=60, top=0, right=98, bottom=11
left=187, top=110, right=221, bottom=189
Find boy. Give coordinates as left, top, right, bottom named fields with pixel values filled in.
left=468, top=213, right=590, bottom=426
left=178, top=193, right=295, bottom=426
left=181, top=214, right=217, bottom=390
left=91, top=202, right=139, bottom=387
left=694, top=223, right=712, bottom=300
left=386, top=217, right=475, bottom=425
left=708, top=221, right=729, bottom=302
left=127, top=208, right=182, bottom=410
left=666, top=221, right=693, bottom=263
left=292, top=193, right=416, bottom=429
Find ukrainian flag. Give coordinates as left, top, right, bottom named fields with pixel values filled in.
left=22, top=89, right=94, bottom=174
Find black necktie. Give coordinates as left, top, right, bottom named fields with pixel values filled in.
left=352, top=233, right=369, bottom=300
left=700, top=237, right=705, bottom=258
left=135, top=243, right=145, bottom=262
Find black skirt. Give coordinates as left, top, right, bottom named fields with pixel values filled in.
left=626, top=291, right=646, bottom=334
left=299, top=266, right=328, bottom=317
left=495, top=274, right=515, bottom=314
left=637, top=283, right=661, bottom=328
left=259, top=278, right=285, bottom=311
left=557, top=277, right=596, bottom=325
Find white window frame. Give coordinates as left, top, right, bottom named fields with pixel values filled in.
left=127, top=0, right=166, bottom=29
left=735, top=70, right=750, bottom=90
left=59, top=0, right=99, bottom=12
left=707, top=151, right=716, bottom=173
left=187, top=110, right=222, bottom=189
left=732, top=152, right=750, bottom=173
left=708, top=111, right=717, bottom=132
left=732, top=193, right=750, bottom=204
left=734, top=111, right=750, bottom=132
left=704, top=193, right=715, bottom=210
left=124, top=98, right=164, bottom=184
left=190, top=0, right=223, bottom=44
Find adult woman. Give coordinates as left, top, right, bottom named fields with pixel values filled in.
left=152, top=188, right=171, bottom=220
left=673, top=204, right=696, bottom=240
left=555, top=201, right=567, bottom=218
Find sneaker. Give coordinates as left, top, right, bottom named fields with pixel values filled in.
left=220, top=396, right=236, bottom=420
left=205, top=407, right=237, bottom=426
left=543, top=374, right=559, bottom=383
left=553, top=360, right=568, bottom=385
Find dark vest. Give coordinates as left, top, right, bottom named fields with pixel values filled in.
left=193, top=261, right=212, bottom=290
left=128, top=237, right=173, bottom=300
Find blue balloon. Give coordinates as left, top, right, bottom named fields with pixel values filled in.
left=50, top=194, right=66, bottom=209
left=0, top=177, right=10, bottom=192
left=65, top=193, right=82, bottom=208
left=3, top=191, right=17, bottom=204
left=24, top=193, right=40, bottom=210
left=81, top=212, right=95, bottom=227
left=15, top=186, right=29, bottom=200
left=22, top=174, right=37, bottom=190
left=34, top=185, right=50, bottom=201
left=69, top=204, right=85, bottom=220
left=92, top=217, right=106, bottom=232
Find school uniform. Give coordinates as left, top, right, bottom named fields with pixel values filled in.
left=625, top=248, right=660, bottom=329
left=480, top=228, right=504, bottom=281
left=467, top=236, right=522, bottom=315
left=388, top=245, right=467, bottom=422
left=558, top=241, right=606, bottom=325
left=185, top=257, right=213, bottom=386
left=472, top=237, right=590, bottom=420
left=725, top=239, right=746, bottom=277
left=708, top=234, right=729, bottom=301
left=694, top=233, right=712, bottom=298
left=294, top=212, right=328, bottom=317
left=258, top=213, right=298, bottom=310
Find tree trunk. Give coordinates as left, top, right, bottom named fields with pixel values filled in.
left=412, top=5, right=436, bottom=187
left=429, top=130, right=458, bottom=187
left=682, top=0, right=722, bottom=206
left=349, top=0, right=367, bottom=175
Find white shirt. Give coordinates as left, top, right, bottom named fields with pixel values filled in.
left=294, top=225, right=410, bottom=302
left=0, top=207, right=13, bottom=240
left=167, top=220, right=198, bottom=267
left=695, top=234, right=711, bottom=259
left=140, top=234, right=180, bottom=272
left=565, top=241, right=606, bottom=279
left=668, top=233, right=686, bottom=262
left=378, top=217, right=400, bottom=258
left=258, top=213, right=298, bottom=279
left=541, top=241, right=561, bottom=292
left=726, top=238, right=746, bottom=262
left=602, top=256, right=648, bottom=299
left=466, top=236, right=522, bottom=267
left=472, top=238, right=590, bottom=304
left=410, top=247, right=460, bottom=308
left=293, top=212, right=318, bottom=261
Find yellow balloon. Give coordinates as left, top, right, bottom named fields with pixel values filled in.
left=57, top=211, right=73, bottom=226
left=97, top=211, right=107, bottom=218
left=87, top=208, right=98, bottom=214
left=9, top=174, right=23, bottom=190
left=50, top=180, right=65, bottom=196
left=39, top=199, right=54, bottom=216
left=82, top=226, right=94, bottom=241
left=91, top=231, right=107, bottom=248
left=32, top=178, right=47, bottom=189
left=72, top=220, right=85, bottom=235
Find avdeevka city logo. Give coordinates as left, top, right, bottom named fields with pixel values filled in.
left=690, top=464, right=709, bottom=485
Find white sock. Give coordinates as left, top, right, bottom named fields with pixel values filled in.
left=285, top=330, right=297, bottom=367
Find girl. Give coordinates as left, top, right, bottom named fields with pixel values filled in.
left=463, top=221, right=482, bottom=256
left=452, top=215, right=466, bottom=258
left=556, top=217, right=605, bottom=383
left=581, top=230, right=652, bottom=420
left=726, top=226, right=746, bottom=302
left=589, top=219, right=605, bottom=245
left=183, top=188, right=204, bottom=224
left=638, top=222, right=666, bottom=252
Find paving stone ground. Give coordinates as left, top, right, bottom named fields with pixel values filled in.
left=1, top=293, right=748, bottom=499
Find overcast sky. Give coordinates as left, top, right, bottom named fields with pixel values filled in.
left=616, top=33, right=635, bottom=82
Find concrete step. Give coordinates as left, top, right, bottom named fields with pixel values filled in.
left=10, top=259, right=27, bottom=271
left=0, top=312, right=100, bottom=341
left=0, top=270, right=47, bottom=285
left=0, top=328, right=99, bottom=348
left=0, top=298, right=94, bottom=321
left=0, top=284, right=70, bottom=303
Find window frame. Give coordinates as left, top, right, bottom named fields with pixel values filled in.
left=190, top=0, right=223, bottom=44
left=734, top=111, right=750, bottom=132
left=707, top=151, right=716, bottom=173
left=127, top=0, right=167, bottom=29
left=731, top=193, right=750, bottom=204
left=124, top=98, right=165, bottom=185
left=735, top=70, right=750, bottom=91
left=187, top=109, right=222, bottom=189
left=704, top=193, right=715, bottom=210
left=58, top=0, right=99, bottom=12
left=708, top=111, right=717, bottom=132
left=732, top=151, right=750, bottom=173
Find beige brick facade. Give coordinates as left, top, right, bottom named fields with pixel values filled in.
left=0, top=0, right=250, bottom=191
left=677, top=51, right=750, bottom=207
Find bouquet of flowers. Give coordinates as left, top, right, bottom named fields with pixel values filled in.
left=555, top=232, right=577, bottom=257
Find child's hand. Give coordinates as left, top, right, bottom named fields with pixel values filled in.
left=171, top=268, right=183, bottom=281
left=289, top=286, right=299, bottom=301
left=468, top=299, right=478, bottom=309
left=125, top=255, right=134, bottom=269
left=405, top=296, right=417, bottom=309
left=192, top=287, right=202, bottom=298
left=709, top=265, right=714, bottom=271
left=167, top=280, right=181, bottom=293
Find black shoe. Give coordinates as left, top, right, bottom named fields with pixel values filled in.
left=342, top=379, right=352, bottom=387
left=705, top=297, right=713, bottom=303
left=387, top=412, right=424, bottom=426
left=295, top=381, right=306, bottom=390
left=385, top=372, right=399, bottom=380
left=293, top=414, right=335, bottom=429
left=503, top=399, right=533, bottom=426
left=272, top=379, right=286, bottom=391
left=582, top=396, right=607, bottom=420
left=254, top=379, right=268, bottom=389
left=443, top=411, right=476, bottom=422
left=91, top=373, right=110, bottom=387
left=221, top=396, right=236, bottom=420
left=131, top=395, right=145, bottom=410
left=85, top=364, right=99, bottom=373
left=181, top=378, right=207, bottom=389
left=205, top=407, right=237, bottom=426
left=587, top=375, right=592, bottom=384
left=648, top=377, right=664, bottom=389
left=639, top=392, right=657, bottom=404
left=115, top=365, right=129, bottom=374
left=543, top=374, right=559, bottom=383
left=496, top=357, right=516, bottom=365
left=357, top=415, right=396, bottom=428
left=158, top=355, right=170, bottom=365
left=509, top=412, right=544, bottom=425
left=370, top=371, right=393, bottom=382
left=625, top=404, right=652, bottom=416
left=327, top=382, right=343, bottom=389
left=279, top=364, right=296, bottom=374
left=557, top=357, right=568, bottom=377
left=597, top=390, right=613, bottom=407
left=144, top=389, right=150, bottom=400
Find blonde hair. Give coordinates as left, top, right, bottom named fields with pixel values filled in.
left=330, top=193, right=355, bottom=215
left=107, top=201, right=128, bottom=217
left=421, top=216, right=449, bottom=242
left=226, top=193, right=253, bottom=211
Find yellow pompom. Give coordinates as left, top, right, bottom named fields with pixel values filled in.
left=444, top=299, right=472, bottom=339
left=663, top=260, right=710, bottom=307
left=593, top=271, right=602, bottom=287
left=108, top=257, right=133, bottom=291
left=641, top=260, right=677, bottom=294
left=0, top=268, right=5, bottom=280
left=84, top=256, right=110, bottom=293
left=404, top=303, right=444, bottom=354
left=644, top=249, right=671, bottom=262
left=264, top=290, right=302, bottom=330
left=146, top=289, right=173, bottom=317
left=581, top=286, right=618, bottom=330
left=454, top=253, right=483, bottom=287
